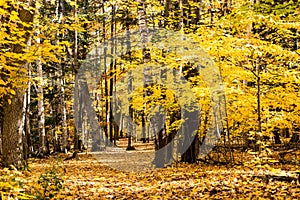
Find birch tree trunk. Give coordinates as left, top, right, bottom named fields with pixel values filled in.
left=60, top=69, right=68, bottom=153
left=57, top=0, right=68, bottom=153
left=36, top=22, right=47, bottom=155
left=24, top=43, right=32, bottom=159
left=138, top=0, right=151, bottom=145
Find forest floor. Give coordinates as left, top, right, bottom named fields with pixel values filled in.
left=1, top=140, right=300, bottom=199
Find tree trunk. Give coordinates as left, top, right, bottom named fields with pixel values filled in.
left=24, top=42, right=32, bottom=159
left=56, top=0, right=68, bottom=153
left=2, top=92, right=26, bottom=168
left=126, top=71, right=135, bottom=151
left=181, top=135, right=199, bottom=163
left=124, top=9, right=135, bottom=151
left=73, top=0, right=79, bottom=151
left=36, top=34, right=47, bottom=156
left=1, top=0, right=34, bottom=168
left=273, top=128, right=282, bottom=144
left=50, top=79, right=60, bottom=153
left=60, top=67, right=68, bottom=153
left=290, top=131, right=299, bottom=143
left=138, top=0, right=151, bottom=144
left=126, top=42, right=135, bottom=150
left=153, top=120, right=166, bottom=168
left=101, top=5, right=109, bottom=146
left=109, top=5, right=115, bottom=144
left=180, top=109, right=200, bottom=163
left=164, top=0, right=171, bottom=27
left=22, top=79, right=30, bottom=160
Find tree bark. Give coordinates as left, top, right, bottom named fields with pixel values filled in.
left=60, top=67, right=68, bottom=153
left=290, top=131, right=299, bottom=143
left=180, top=109, right=200, bottom=163
left=36, top=30, right=47, bottom=156
left=1, top=0, right=34, bottom=168
left=109, top=5, right=116, bottom=144
left=57, top=0, right=68, bottom=153
left=73, top=0, right=79, bottom=151
left=125, top=18, right=135, bottom=151
left=2, top=92, right=26, bottom=168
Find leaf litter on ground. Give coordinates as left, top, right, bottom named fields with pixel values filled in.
left=0, top=153, right=299, bottom=199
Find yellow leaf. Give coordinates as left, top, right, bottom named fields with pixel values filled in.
left=10, top=89, right=16, bottom=95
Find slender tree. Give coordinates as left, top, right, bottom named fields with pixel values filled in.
left=125, top=8, right=135, bottom=151
left=35, top=4, right=47, bottom=155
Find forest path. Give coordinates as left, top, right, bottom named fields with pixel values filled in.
left=81, top=138, right=157, bottom=172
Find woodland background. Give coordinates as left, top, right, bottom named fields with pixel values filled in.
left=0, top=0, right=299, bottom=199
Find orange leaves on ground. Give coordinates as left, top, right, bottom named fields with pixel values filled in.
left=2, top=154, right=299, bottom=199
